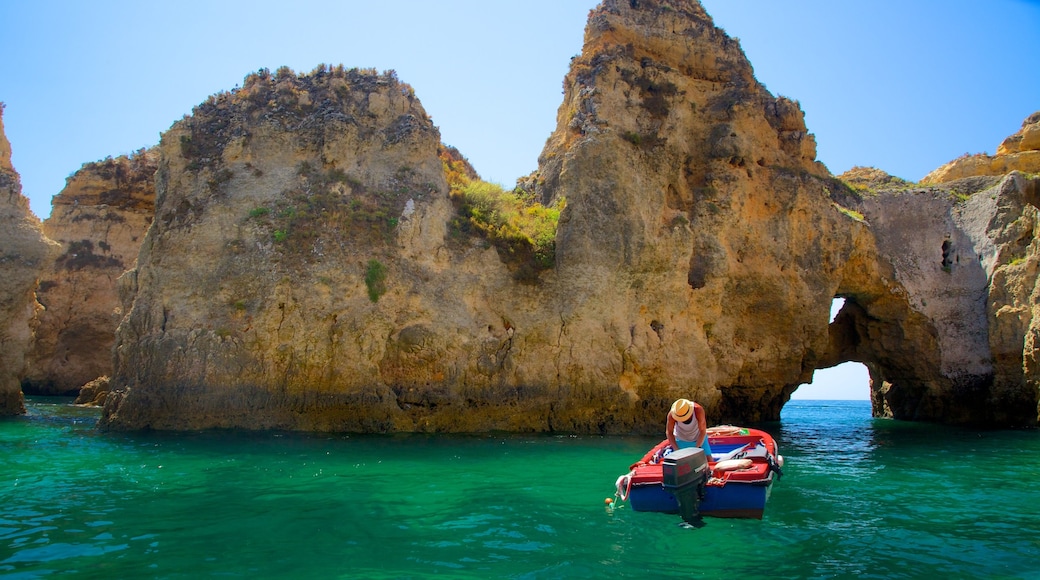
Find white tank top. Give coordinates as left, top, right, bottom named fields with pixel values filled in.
left=673, top=418, right=702, bottom=443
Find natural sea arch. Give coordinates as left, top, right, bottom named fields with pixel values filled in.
left=792, top=298, right=870, bottom=401
left=793, top=362, right=870, bottom=401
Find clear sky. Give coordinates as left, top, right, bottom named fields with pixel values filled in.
left=3, top=1, right=1038, bottom=399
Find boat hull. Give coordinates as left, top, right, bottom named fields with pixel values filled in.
left=627, top=475, right=771, bottom=519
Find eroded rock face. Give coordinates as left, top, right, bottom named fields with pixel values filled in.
left=100, top=2, right=1038, bottom=431
left=922, top=112, right=1040, bottom=184
left=972, top=173, right=1040, bottom=424
left=832, top=164, right=1040, bottom=425
left=102, top=5, right=876, bottom=432
left=104, top=66, right=483, bottom=430
left=74, top=375, right=110, bottom=406
left=22, top=150, right=157, bottom=395
left=0, top=104, right=60, bottom=414
left=518, top=0, right=891, bottom=424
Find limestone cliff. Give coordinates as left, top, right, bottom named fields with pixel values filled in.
left=922, top=112, right=1040, bottom=184
left=832, top=111, right=1040, bottom=425
left=531, top=0, right=881, bottom=424
left=100, top=2, right=1038, bottom=431
left=105, top=66, right=475, bottom=430
left=835, top=168, right=1038, bottom=424
left=976, top=173, right=1040, bottom=424
left=22, top=150, right=157, bottom=395
left=0, top=104, right=61, bottom=414
left=102, top=4, right=872, bottom=432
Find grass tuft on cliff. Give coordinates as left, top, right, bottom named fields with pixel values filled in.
left=441, top=147, right=563, bottom=281
left=364, top=259, right=388, bottom=302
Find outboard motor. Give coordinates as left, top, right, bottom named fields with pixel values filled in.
left=661, top=447, right=709, bottom=525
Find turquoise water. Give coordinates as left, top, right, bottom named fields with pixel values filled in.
left=2, top=398, right=1039, bottom=579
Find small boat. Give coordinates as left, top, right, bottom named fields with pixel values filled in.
left=613, top=426, right=784, bottom=522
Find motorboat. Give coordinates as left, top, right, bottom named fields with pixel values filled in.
left=613, top=426, right=784, bottom=522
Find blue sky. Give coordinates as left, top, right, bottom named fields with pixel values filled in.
left=3, top=1, right=1038, bottom=399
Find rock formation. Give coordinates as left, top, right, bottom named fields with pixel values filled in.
left=100, top=2, right=1039, bottom=432
left=835, top=160, right=1039, bottom=424
left=74, top=375, right=110, bottom=406
left=104, top=66, right=466, bottom=430
left=842, top=111, right=1040, bottom=425
left=21, top=151, right=157, bottom=396
left=0, top=104, right=60, bottom=414
left=922, top=112, right=1040, bottom=184
left=101, top=3, right=866, bottom=432
left=511, top=0, right=868, bottom=425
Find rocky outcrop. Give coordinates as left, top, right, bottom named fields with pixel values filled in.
left=22, top=151, right=157, bottom=395
left=975, top=173, right=1040, bottom=424
left=832, top=167, right=1039, bottom=424
left=922, top=112, right=1040, bottom=184
left=100, top=2, right=1039, bottom=431
left=514, top=0, right=873, bottom=424
left=831, top=110, right=1040, bottom=426
left=104, top=66, right=468, bottom=430
left=0, top=104, right=60, bottom=414
left=101, top=4, right=873, bottom=432
left=74, top=375, right=110, bottom=406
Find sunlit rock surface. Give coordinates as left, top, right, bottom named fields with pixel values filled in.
left=99, top=2, right=1039, bottom=430
left=0, top=104, right=60, bottom=414
left=23, top=150, right=157, bottom=395
left=922, top=111, right=1040, bottom=184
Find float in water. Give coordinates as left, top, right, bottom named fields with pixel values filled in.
left=613, top=426, right=784, bottom=523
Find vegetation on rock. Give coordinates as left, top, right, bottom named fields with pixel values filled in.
left=364, top=259, right=388, bottom=302
left=441, top=147, right=563, bottom=281
left=178, top=64, right=422, bottom=173
left=247, top=161, right=423, bottom=258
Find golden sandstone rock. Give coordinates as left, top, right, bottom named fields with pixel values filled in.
left=23, top=150, right=157, bottom=395
left=998, top=112, right=1040, bottom=155
left=0, top=104, right=60, bottom=414
left=101, top=2, right=858, bottom=431
left=92, top=0, right=1040, bottom=431
left=6, top=0, right=1033, bottom=429
left=922, top=112, right=1040, bottom=184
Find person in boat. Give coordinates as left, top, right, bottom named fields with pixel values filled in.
left=666, top=398, right=712, bottom=456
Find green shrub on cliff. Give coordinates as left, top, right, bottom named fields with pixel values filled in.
left=836, top=206, right=864, bottom=222
left=441, top=147, right=563, bottom=280
left=364, top=259, right=387, bottom=302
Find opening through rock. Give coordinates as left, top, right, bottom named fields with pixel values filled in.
left=791, top=298, right=870, bottom=401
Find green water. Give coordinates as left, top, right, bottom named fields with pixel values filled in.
left=2, top=398, right=1039, bottom=579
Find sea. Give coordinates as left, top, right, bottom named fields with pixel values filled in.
left=2, top=397, right=1038, bottom=579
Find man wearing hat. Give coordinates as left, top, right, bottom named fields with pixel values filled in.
left=666, top=398, right=712, bottom=456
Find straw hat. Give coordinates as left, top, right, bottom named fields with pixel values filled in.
left=670, top=398, right=693, bottom=422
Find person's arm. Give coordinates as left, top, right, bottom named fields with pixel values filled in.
left=666, top=414, right=678, bottom=449
left=695, top=403, right=708, bottom=447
